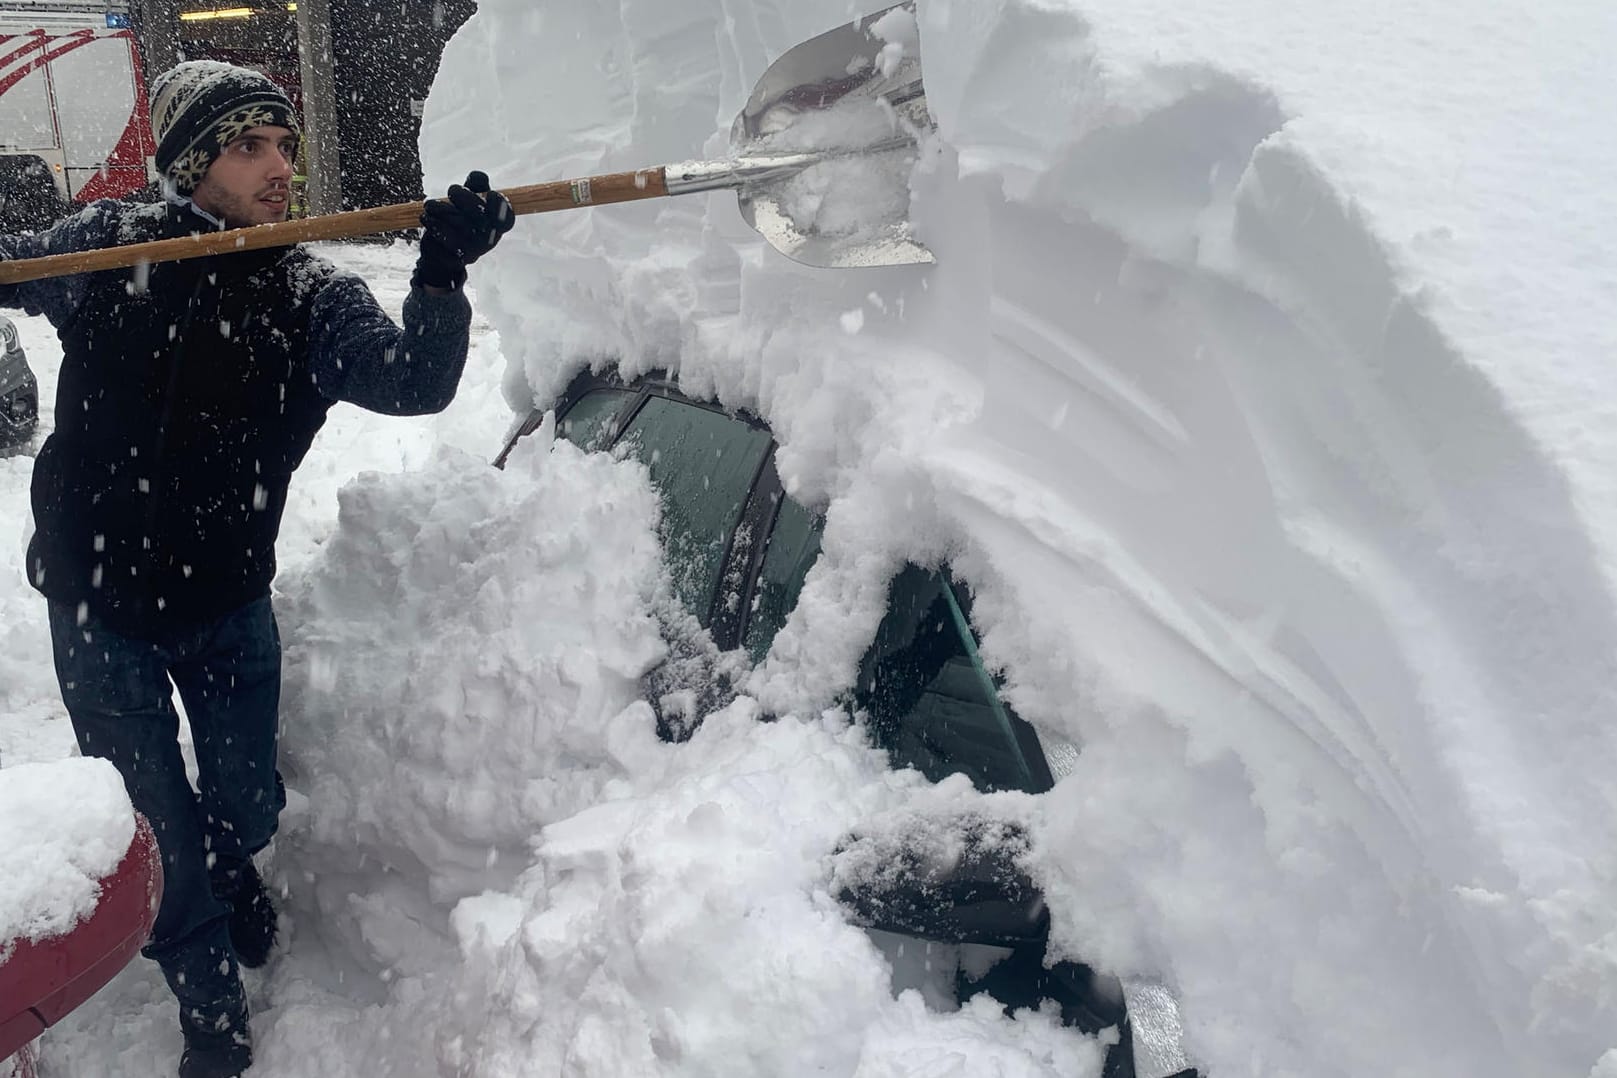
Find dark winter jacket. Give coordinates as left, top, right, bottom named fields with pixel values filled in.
left=0, top=198, right=473, bottom=639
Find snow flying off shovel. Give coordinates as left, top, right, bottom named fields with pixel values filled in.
left=0, top=3, right=934, bottom=287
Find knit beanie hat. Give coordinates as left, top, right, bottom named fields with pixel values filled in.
left=150, top=60, right=301, bottom=194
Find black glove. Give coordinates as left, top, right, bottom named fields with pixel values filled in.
left=412, top=170, right=514, bottom=291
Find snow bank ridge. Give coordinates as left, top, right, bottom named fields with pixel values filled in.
left=404, top=1, right=1617, bottom=1074
left=922, top=4, right=1617, bottom=1073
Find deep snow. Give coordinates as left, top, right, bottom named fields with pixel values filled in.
left=3, top=0, right=1616, bottom=1076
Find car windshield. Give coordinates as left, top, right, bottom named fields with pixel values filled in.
left=743, top=494, right=824, bottom=662
left=615, top=394, right=773, bottom=623
left=546, top=380, right=1054, bottom=795
left=556, top=386, right=631, bottom=451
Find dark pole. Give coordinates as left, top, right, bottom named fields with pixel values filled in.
left=294, top=0, right=342, bottom=215
left=132, top=0, right=181, bottom=78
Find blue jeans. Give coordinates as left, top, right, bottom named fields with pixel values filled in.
left=48, top=597, right=285, bottom=1033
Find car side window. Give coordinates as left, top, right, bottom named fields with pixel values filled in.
left=855, top=566, right=1053, bottom=794
left=556, top=388, right=633, bottom=451
left=743, top=495, right=825, bottom=662
left=618, top=396, right=773, bottom=623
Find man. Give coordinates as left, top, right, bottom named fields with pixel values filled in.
left=0, top=61, right=512, bottom=1077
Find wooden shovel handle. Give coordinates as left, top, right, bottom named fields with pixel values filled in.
left=0, top=167, right=671, bottom=287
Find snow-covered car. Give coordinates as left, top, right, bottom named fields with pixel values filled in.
left=496, top=369, right=1200, bottom=1078
left=0, top=315, right=37, bottom=448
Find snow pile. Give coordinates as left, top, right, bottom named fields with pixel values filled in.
left=275, top=431, right=669, bottom=906
left=432, top=717, right=1096, bottom=1078
left=0, top=757, right=133, bottom=950
left=418, top=0, right=1617, bottom=1075
left=260, top=419, right=1110, bottom=1074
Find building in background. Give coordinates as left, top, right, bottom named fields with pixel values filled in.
left=169, top=0, right=300, bottom=111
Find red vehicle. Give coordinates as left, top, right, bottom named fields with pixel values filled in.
left=0, top=813, right=162, bottom=1077
left=0, top=2, right=156, bottom=230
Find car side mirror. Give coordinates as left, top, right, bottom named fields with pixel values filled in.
left=830, top=813, right=1048, bottom=947
left=831, top=812, right=1200, bottom=1078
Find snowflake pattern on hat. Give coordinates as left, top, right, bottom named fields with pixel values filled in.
left=215, top=105, right=282, bottom=148
left=168, top=147, right=215, bottom=192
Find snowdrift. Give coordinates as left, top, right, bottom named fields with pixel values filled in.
left=403, top=1, right=1617, bottom=1076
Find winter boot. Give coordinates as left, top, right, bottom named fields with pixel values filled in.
left=178, top=1028, right=252, bottom=1078
left=178, top=999, right=252, bottom=1078
left=215, top=861, right=278, bottom=969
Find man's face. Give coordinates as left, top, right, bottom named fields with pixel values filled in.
left=190, top=125, right=297, bottom=228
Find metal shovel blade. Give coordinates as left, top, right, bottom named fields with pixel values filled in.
left=731, top=2, right=935, bottom=268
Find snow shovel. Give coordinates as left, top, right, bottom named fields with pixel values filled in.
left=0, top=3, right=933, bottom=288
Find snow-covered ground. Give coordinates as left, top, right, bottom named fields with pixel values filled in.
left=4, top=0, right=1617, bottom=1075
